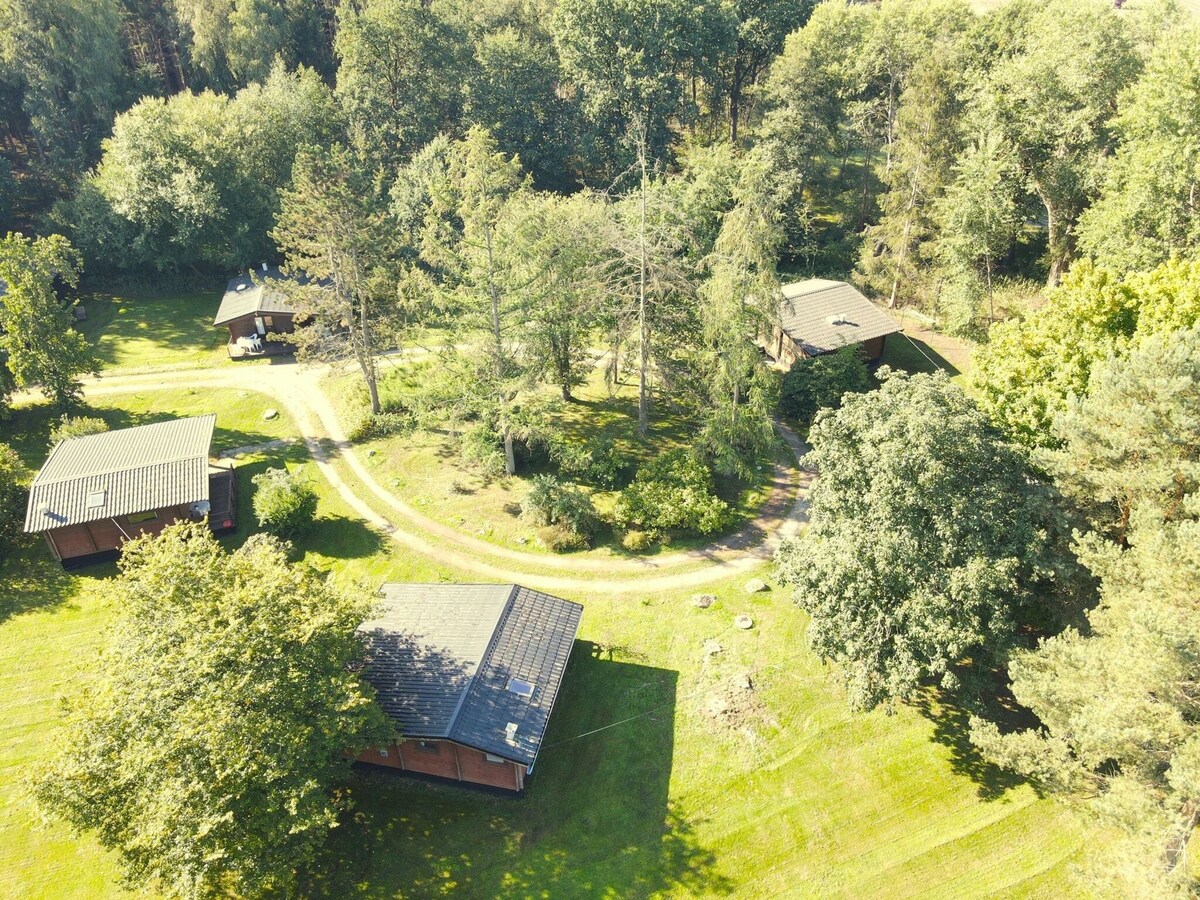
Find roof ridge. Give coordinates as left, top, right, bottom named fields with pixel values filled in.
left=446, top=584, right=520, bottom=736
left=32, top=453, right=207, bottom=487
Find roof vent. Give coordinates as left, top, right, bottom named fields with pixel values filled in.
left=506, top=678, right=535, bottom=699
left=505, top=722, right=519, bottom=745
left=236, top=282, right=247, bottom=292
left=261, top=262, right=268, bottom=272
left=85, top=490, right=107, bottom=510
left=826, top=313, right=854, bottom=327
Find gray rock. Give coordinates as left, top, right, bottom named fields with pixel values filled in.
left=263, top=408, right=279, bottom=420
left=744, top=578, right=769, bottom=594
left=366, top=448, right=377, bottom=457
left=703, top=639, right=723, bottom=656
left=692, top=593, right=716, bottom=609
left=733, top=614, right=754, bottom=630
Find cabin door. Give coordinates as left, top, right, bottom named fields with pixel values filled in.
left=254, top=316, right=266, bottom=335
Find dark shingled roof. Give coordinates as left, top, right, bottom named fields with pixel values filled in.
left=779, top=279, right=901, bottom=356
left=360, top=583, right=583, bottom=768
left=213, top=266, right=296, bottom=326
left=24, top=415, right=215, bottom=533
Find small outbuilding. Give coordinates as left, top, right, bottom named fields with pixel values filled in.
left=213, top=265, right=300, bottom=359
left=24, top=415, right=236, bottom=568
left=357, top=583, right=583, bottom=792
left=764, top=279, right=901, bottom=368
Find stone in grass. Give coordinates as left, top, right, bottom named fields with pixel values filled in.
left=263, top=408, right=279, bottom=420
left=692, top=593, right=716, bottom=609
left=703, top=639, right=723, bottom=656
left=743, top=578, right=769, bottom=594
left=367, top=448, right=377, bottom=457
left=733, top=614, right=754, bottom=630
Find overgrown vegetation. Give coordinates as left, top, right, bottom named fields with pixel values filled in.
left=251, top=467, right=319, bottom=539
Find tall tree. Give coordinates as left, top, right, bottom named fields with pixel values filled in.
left=273, top=143, right=402, bottom=415
left=972, top=330, right=1200, bottom=897
left=1077, top=26, right=1200, bottom=273
left=334, top=0, right=470, bottom=168
left=695, top=146, right=782, bottom=476
left=980, top=0, right=1138, bottom=286
left=776, top=370, right=1074, bottom=711
left=0, top=233, right=93, bottom=406
left=422, top=126, right=531, bottom=474
left=35, top=523, right=391, bottom=899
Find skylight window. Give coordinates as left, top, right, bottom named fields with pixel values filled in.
left=85, top=490, right=107, bottom=509
left=506, top=678, right=535, bottom=699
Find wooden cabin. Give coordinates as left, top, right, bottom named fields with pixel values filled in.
left=356, top=583, right=583, bottom=792
left=23, top=415, right=236, bottom=568
left=213, top=265, right=299, bottom=359
left=763, top=279, right=902, bottom=369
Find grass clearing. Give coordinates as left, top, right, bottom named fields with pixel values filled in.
left=331, top=362, right=786, bottom=559
left=76, top=290, right=231, bottom=373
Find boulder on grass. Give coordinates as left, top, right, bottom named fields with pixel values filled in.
left=743, top=578, right=769, bottom=594
left=734, top=614, right=754, bottom=630
left=263, top=408, right=279, bottom=421
left=692, top=593, right=716, bottom=609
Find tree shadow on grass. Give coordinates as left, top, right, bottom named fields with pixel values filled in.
left=0, top=542, right=97, bottom=624
left=880, top=333, right=961, bottom=378
left=308, top=641, right=732, bottom=898
left=912, top=689, right=1034, bottom=802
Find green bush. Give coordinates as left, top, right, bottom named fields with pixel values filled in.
left=49, top=415, right=109, bottom=446
left=251, top=468, right=318, bottom=538
left=539, top=523, right=589, bottom=552
left=521, top=474, right=599, bottom=548
left=551, top=435, right=631, bottom=489
left=460, top=423, right=506, bottom=478
left=779, top=348, right=873, bottom=427
left=620, top=528, right=653, bottom=552
left=346, top=410, right=413, bottom=442
left=613, top=450, right=730, bottom=536
left=0, top=443, right=27, bottom=564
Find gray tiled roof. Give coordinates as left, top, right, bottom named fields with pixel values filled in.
left=361, top=583, right=584, bottom=768
left=779, top=279, right=901, bottom=356
left=213, top=266, right=295, bottom=326
left=24, top=416, right=215, bottom=533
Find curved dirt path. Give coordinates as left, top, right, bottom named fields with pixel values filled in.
left=45, top=360, right=812, bottom=593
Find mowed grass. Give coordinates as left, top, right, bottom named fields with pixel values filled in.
left=75, top=290, right=230, bottom=373
left=334, top=361, right=783, bottom=559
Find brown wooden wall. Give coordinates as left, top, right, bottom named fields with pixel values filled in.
left=358, top=739, right=525, bottom=791
left=225, top=313, right=296, bottom=341
left=44, top=504, right=190, bottom=561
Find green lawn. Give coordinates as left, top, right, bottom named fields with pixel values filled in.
left=76, top=290, right=230, bottom=373
left=332, top=362, right=786, bottom=560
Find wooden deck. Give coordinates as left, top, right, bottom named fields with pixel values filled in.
left=207, top=466, right=237, bottom=533
left=226, top=340, right=294, bottom=360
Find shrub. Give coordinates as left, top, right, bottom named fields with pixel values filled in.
left=551, top=435, right=631, bottom=489
left=539, top=523, right=589, bottom=552
left=613, top=450, right=730, bottom=536
left=779, top=348, right=873, bottom=427
left=620, top=529, right=653, bottom=552
left=49, top=415, right=109, bottom=446
left=251, top=468, right=318, bottom=538
left=0, top=443, right=26, bottom=564
left=521, top=474, right=599, bottom=547
left=346, top=410, right=413, bottom=442
left=460, top=423, right=506, bottom=478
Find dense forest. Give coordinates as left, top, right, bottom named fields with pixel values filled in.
left=2, top=0, right=1199, bottom=896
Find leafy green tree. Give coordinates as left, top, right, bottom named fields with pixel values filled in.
left=776, top=370, right=1070, bottom=711
left=35, top=523, right=391, bottom=899
left=273, top=143, right=403, bottom=415
left=932, top=127, right=1021, bottom=332
left=0, top=233, right=93, bottom=406
left=48, top=415, right=109, bottom=447
left=972, top=335, right=1200, bottom=894
left=0, top=0, right=125, bottom=182
left=696, top=147, right=782, bottom=477
left=465, top=26, right=582, bottom=191
left=57, top=64, right=339, bottom=275
left=252, top=467, right=319, bottom=538
left=1047, top=325, right=1200, bottom=542
left=979, top=0, right=1138, bottom=286
left=779, top=348, right=873, bottom=429
left=1078, top=27, right=1200, bottom=273
left=334, top=0, right=470, bottom=167
left=614, top=449, right=730, bottom=537
left=0, top=442, right=25, bottom=565
left=552, top=0, right=729, bottom=167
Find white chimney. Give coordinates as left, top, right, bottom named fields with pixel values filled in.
left=505, top=722, right=519, bottom=745
left=261, top=262, right=268, bottom=272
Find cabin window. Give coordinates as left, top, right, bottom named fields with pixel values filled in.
left=127, top=510, right=158, bottom=524
left=263, top=316, right=274, bottom=328
left=416, top=740, right=439, bottom=754
left=484, top=753, right=506, bottom=765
